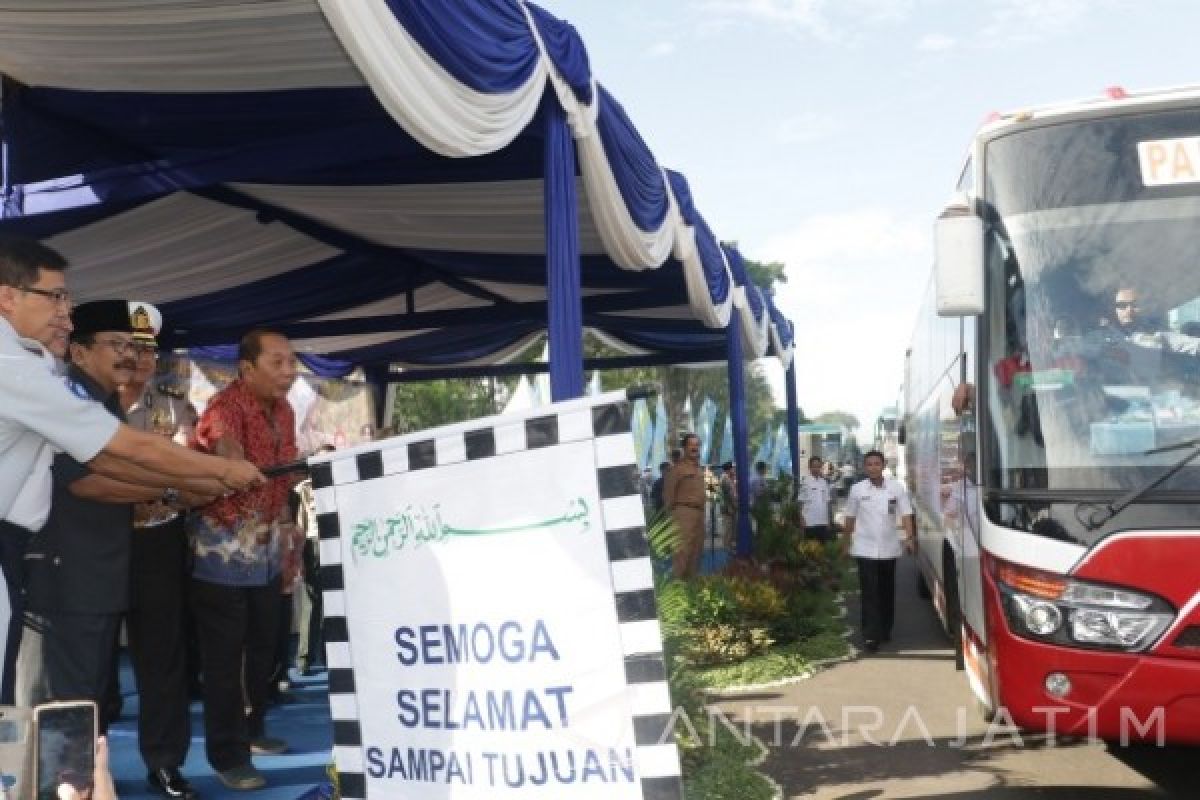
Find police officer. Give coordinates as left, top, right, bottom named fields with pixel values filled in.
left=0, top=237, right=263, bottom=706
left=119, top=302, right=201, bottom=800
left=664, top=432, right=706, bottom=579
left=799, top=456, right=835, bottom=543
left=841, top=450, right=915, bottom=652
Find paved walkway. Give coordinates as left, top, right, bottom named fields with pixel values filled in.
left=709, top=555, right=1192, bottom=799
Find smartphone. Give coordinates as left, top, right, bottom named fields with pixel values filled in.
left=0, top=706, right=32, bottom=800
left=33, top=702, right=96, bottom=800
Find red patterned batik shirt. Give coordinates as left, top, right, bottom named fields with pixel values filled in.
left=189, top=379, right=297, bottom=586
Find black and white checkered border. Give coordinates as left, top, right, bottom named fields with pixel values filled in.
left=311, top=399, right=682, bottom=800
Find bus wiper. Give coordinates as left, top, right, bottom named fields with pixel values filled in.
left=1078, top=437, right=1200, bottom=531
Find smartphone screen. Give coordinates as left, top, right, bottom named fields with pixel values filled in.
left=35, top=704, right=95, bottom=800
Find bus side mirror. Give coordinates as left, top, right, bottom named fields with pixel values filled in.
left=934, top=197, right=985, bottom=317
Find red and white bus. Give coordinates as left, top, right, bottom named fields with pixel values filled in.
left=904, top=86, right=1200, bottom=744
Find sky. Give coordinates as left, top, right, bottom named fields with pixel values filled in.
left=536, top=0, right=1200, bottom=434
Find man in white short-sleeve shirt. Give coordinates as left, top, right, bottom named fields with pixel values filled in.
left=0, top=235, right=266, bottom=703
left=799, top=455, right=834, bottom=543
left=842, top=449, right=915, bottom=652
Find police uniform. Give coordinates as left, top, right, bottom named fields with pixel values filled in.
left=844, top=477, right=913, bottom=647
left=122, top=301, right=200, bottom=790
left=19, top=301, right=143, bottom=730
left=664, top=459, right=706, bottom=578
left=0, top=314, right=119, bottom=704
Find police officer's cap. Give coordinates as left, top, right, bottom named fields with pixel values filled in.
left=127, top=301, right=162, bottom=344
left=70, top=299, right=135, bottom=342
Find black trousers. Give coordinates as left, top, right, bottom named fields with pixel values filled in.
left=190, top=576, right=281, bottom=772
left=856, top=557, right=897, bottom=644
left=128, top=517, right=192, bottom=771
left=33, top=611, right=123, bottom=731
left=806, top=525, right=833, bottom=543
left=0, top=520, right=32, bottom=705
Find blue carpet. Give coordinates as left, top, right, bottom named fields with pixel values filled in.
left=107, top=660, right=331, bottom=800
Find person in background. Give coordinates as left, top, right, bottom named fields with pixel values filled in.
left=292, top=445, right=335, bottom=678
left=663, top=433, right=706, bottom=579
left=650, top=461, right=670, bottom=516
left=800, top=456, right=835, bottom=543
left=188, top=329, right=299, bottom=791
left=749, top=460, right=770, bottom=505
left=841, top=450, right=915, bottom=653
left=718, top=461, right=737, bottom=551
left=119, top=303, right=201, bottom=800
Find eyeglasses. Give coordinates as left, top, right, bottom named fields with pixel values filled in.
left=133, top=343, right=159, bottom=357
left=92, top=338, right=137, bottom=356
left=1114, top=301, right=1137, bottom=310
left=20, top=286, right=72, bottom=306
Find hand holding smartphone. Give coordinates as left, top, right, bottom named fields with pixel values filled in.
left=33, top=702, right=96, bottom=800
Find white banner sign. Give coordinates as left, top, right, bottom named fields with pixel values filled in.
left=311, top=391, right=683, bottom=800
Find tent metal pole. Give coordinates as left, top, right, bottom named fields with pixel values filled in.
left=543, top=92, right=584, bottom=401
left=727, top=313, right=753, bottom=557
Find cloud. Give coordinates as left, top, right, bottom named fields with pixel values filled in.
left=752, top=210, right=930, bottom=431
left=645, top=40, right=677, bottom=58
left=774, top=112, right=840, bottom=145
left=698, top=0, right=916, bottom=42
left=981, top=0, right=1132, bottom=45
left=916, top=32, right=956, bottom=51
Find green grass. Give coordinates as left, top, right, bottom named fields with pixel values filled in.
left=682, top=722, right=777, bottom=800
left=693, top=630, right=850, bottom=689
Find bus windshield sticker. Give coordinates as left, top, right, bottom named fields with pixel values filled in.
left=1138, top=136, right=1200, bottom=186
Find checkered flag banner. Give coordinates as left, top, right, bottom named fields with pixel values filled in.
left=310, top=389, right=682, bottom=800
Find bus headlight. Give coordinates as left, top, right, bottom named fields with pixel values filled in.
left=1013, top=594, right=1063, bottom=635
left=993, top=557, right=1174, bottom=652
left=1069, top=608, right=1172, bottom=650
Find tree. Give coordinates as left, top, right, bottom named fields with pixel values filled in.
left=814, top=410, right=860, bottom=431
left=390, top=378, right=496, bottom=434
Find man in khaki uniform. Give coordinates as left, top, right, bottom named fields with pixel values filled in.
left=663, top=432, right=706, bottom=579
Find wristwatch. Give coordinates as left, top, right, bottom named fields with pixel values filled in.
left=161, top=487, right=181, bottom=506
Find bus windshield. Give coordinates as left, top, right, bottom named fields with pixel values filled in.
left=982, top=106, right=1200, bottom=492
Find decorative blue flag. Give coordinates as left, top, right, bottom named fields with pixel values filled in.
left=771, top=424, right=791, bottom=476
left=650, top=395, right=669, bottom=477
left=718, top=413, right=733, bottom=465
left=631, top=397, right=653, bottom=470
left=753, top=423, right=774, bottom=469
left=696, top=397, right=717, bottom=464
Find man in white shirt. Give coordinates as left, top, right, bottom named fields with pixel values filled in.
left=841, top=450, right=915, bottom=652
left=799, top=456, right=834, bottom=543
left=0, top=235, right=265, bottom=703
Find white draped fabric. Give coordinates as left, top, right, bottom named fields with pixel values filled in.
left=0, top=0, right=791, bottom=366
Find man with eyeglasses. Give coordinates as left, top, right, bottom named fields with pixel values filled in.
left=21, top=301, right=229, bottom=744
left=0, top=235, right=264, bottom=708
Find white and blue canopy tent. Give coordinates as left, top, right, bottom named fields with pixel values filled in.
left=0, top=1, right=800, bottom=556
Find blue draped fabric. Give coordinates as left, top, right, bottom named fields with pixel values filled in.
left=594, top=87, right=668, bottom=234
left=383, top=0, right=539, bottom=94
left=727, top=313, right=752, bottom=556
left=525, top=3, right=593, bottom=105
left=665, top=171, right=732, bottom=309
left=786, top=363, right=801, bottom=491
left=766, top=290, right=795, bottom=353
left=544, top=92, right=584, bottom=400
left=188, top=346, right=355, bottom=380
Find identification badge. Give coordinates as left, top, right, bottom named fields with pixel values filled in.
left=888, top=498, right=897, bottom=514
